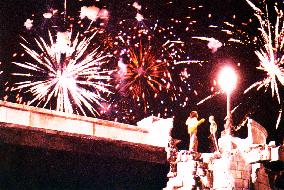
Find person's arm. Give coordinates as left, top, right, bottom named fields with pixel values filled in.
left=197, top=118, right=205, bottom=126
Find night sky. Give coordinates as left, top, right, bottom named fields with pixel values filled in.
left=0, top=0, right=283, bottom=151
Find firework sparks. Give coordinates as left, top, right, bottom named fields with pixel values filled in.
left=110, top=5, right=188, bottom=120
left=192, top=37, right=223, bottom=53
left=12, top=30, right=113, bottom=115
left=206, top=0, right=284, bottom=129
left=275, top=109, right=282, bottom=129
left=210, top=1, right=284, bottom=103
left=174, top=60, right=204, bottom=65
left=80, top=6, right=100, bottom=21
left=133, top=2, right=142, bottom=11
left=244, top=0, right=284, bottom=103
left=79, top=6, right=109, bottom=30
left=197, top=91, right=221, bottom=105
left=24, top=19, right=33, bottom=30
left=43, top=9, right=58, bottom=19
left=116, top=39, right=172, bottom=103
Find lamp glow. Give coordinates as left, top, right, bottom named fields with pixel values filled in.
left=218, top=66, right=237, bottom=94
left=218, top=66, right=238, bottom=137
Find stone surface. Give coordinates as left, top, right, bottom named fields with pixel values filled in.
left=0, top=122, right=166, bottom=164
left=164, top=126, right=283, bottom=190
left=137, top=116, right=174, bottom=147
left=250, top=119, right=268, bottom=144
left=0, top=100, right=172, bottom=164
left=0, top=100, right=173, bottom=148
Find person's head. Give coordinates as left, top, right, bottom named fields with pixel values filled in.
left=209, top=115, right=215, bottom=122
left=189, top=111, right=198, bottom=118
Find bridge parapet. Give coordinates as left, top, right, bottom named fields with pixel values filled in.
left=0, top=100, right=172, bottom=147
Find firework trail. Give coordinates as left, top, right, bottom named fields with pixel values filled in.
left=174, top=60, right=204, bottom=65
left=275, top=109, right=282, bottom=129
left=197, top=91, right=221, bottom=105
left=192, top=37, right=223, bottom=53
left=0, top=62, right=2, bottom=75
left=12, top=30, right=114, bottom=115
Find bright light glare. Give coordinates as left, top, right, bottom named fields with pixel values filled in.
left=218, top=66, right=237, bottom=94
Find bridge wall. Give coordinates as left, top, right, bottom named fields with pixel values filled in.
left=0, top=101, right=171, bottom=147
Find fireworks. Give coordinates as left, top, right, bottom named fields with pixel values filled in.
left=0, top=62, right=2, bottom=75
left=198, top=0, right=284, bottom=129
left=192, top=37, right=223, bottom=53
left=116, top=39, right=172, bottom=102
left=109, top=1, right=188, bottom=121
left=24, top=19, right=33, bottom=30
left=112, top=31, right=181, bottom=121
left=243, top=0, right=284, bottom=103
left=12, top=30, right=113, bottom=115
left=211, top=0, right=284, bottom=103
left=3, top=0, right=283, bottom=135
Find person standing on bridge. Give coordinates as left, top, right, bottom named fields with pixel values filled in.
left=209, top=115, right=219, bottom=152
left=186, top=111, right=205, bottom=152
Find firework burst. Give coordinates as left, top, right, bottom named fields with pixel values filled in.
left=12, top=30, right=113, bottom=115
left=111, top=30, right=186, bottom=123
left=197, top=0, right=284, bottom=128
left=116, top=38, right=172, bottom=102
left=197, top=1, right=284, bottom=102
left=109, top=1, right=187, bottom=120
left=210, top=0, right=284, bottom=103
left=244, top=0, right=284, bottom=103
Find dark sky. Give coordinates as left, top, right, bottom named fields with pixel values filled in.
left=0, top=0, right=283, bottom=150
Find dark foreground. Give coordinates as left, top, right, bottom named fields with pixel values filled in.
left=0, top=143, right=168, bottom=190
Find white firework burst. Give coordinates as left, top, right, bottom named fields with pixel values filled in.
left=12, top=30, right=114, bottom=115
left=244, top=0, right=284, bottom=103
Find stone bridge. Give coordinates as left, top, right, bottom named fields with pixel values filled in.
left=0, top=100, right=173, bottom=164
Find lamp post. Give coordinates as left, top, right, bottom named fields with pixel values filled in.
left=218, top=66, right=237, bottom=136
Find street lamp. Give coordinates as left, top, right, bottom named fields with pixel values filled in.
left=218, top=66, right=237, bottom=135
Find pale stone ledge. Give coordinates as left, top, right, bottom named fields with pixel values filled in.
left=0, top=100, right=173, bottom=148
